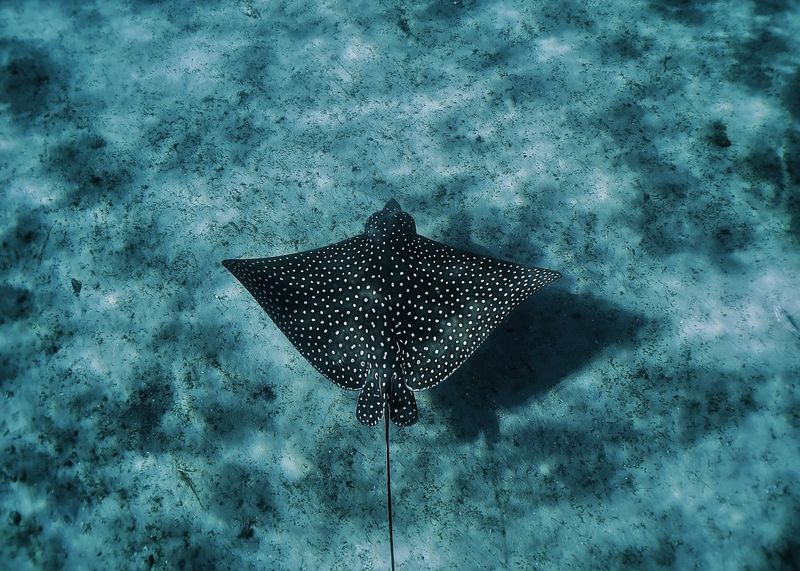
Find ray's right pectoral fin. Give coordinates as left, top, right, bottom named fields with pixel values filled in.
left=356, top=379, right=385, bottom=427
left=389, top=383, right=418, bottom=427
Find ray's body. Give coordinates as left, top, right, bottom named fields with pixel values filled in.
left=223, top=199, right=560, bottom=569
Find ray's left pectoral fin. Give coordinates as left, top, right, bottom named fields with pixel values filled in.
left=356, top=378, right=385, bottom=427
left=222, top=236, right=376, bottom=392
left=389, top=383, right=418, bottom=427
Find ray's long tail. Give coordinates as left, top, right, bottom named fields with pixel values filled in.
left=384, top=400, right=396, bottom=571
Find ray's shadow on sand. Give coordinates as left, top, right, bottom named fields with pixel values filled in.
left=428, top=288, right=646, bottom=442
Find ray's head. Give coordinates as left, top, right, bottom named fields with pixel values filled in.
left=365, top=199, right=416, bottom=242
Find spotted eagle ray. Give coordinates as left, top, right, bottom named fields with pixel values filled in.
left=223, top=199, right=560, bottom=569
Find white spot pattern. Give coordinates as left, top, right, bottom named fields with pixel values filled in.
left=223, top=199, right=560, bottom=427
left=395, top=235, right=560, bottom=390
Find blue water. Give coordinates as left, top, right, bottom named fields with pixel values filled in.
left=1, top=1, right=799, bottom=569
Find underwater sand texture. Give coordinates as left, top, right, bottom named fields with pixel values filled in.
left=1, top=1, right=799, bottom=569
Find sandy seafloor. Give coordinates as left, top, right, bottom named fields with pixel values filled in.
left=1, top=1, right=799, bottom=569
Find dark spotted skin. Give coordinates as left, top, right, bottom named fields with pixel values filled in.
left=223, top=199, right=560, bottom=427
